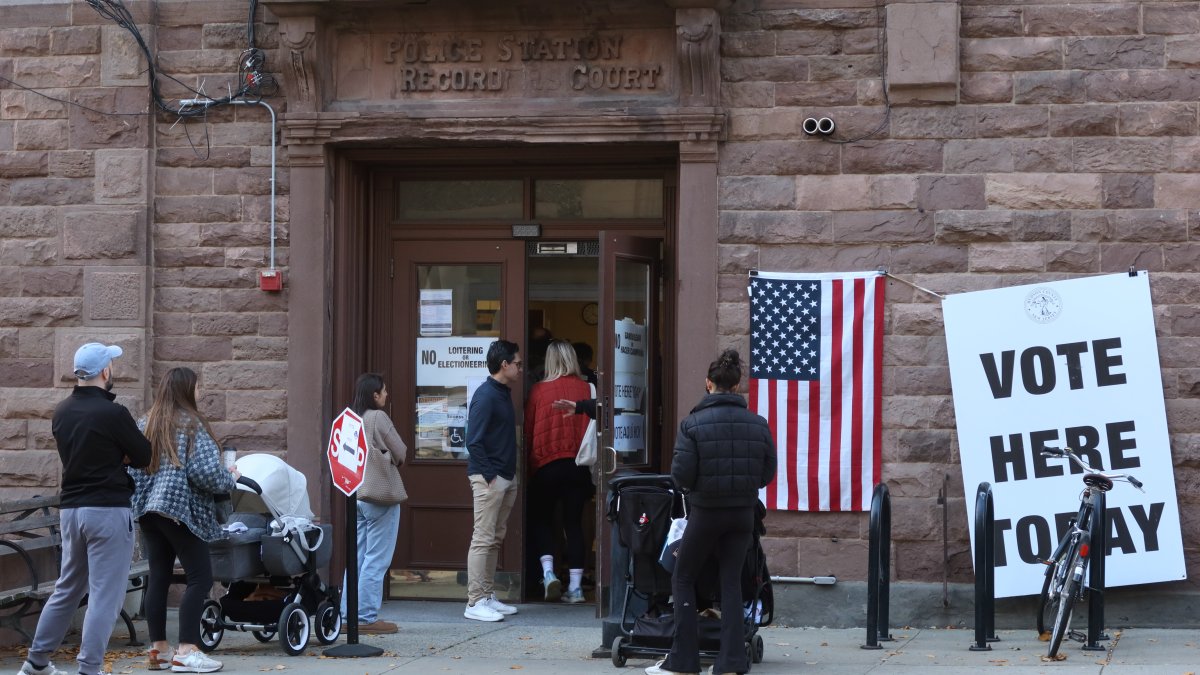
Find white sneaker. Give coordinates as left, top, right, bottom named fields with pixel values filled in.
left=170, top=651, right=223, bottom=673
left=484, top=593, right=518, bottom=615
left=542, top=570, right=562, bottom=601
left=463, top=601, right=505, bottom=622
left=644, top=660, right=698, bottom=675
left=20, top=662, right=66, bottom=675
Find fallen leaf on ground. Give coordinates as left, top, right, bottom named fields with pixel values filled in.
left=1040, top=652, right=1067, bottom=662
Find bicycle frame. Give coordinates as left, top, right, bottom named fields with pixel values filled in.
left=1036, top=447, right=1142, bottom=659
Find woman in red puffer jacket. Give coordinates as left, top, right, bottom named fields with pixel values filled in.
left=524, top=340, right=592, bottom=603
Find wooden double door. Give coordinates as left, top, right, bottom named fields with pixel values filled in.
left=366, top=165, right=673, bottom=607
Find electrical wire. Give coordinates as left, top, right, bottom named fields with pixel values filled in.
left=818, top=0, right=892, bottom=145
left=0, top=74, right=151, bottom=117
left=82, top=0, right=277, bottom=116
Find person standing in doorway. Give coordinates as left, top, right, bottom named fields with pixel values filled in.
left=20, top=343, right=152, bottom=675
left=341, top=372, right=408, bottom=634
left=463, top=339, right=523, bottom=622
left=524, top=340, right=593, bottom=603
left=647, top=349, right=776, bottom=675
left=131, top=367, right=237, bottom=673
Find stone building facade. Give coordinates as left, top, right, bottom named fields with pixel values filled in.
left=2, top=0, right=1198, bottom=627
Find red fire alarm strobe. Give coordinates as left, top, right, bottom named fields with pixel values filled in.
left=258, top=269, right=283, bottom=292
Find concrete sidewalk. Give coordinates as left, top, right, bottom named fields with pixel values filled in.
left=3, top=601, right=1197, bottom=675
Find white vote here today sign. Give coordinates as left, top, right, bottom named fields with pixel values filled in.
left=943, top=272, right=1184, bottom=598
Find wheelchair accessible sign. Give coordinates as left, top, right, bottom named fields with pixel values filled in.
left=944, top=272, right=1185, bottom=598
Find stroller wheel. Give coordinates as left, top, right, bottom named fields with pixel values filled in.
left=752, top=633, right=764, bottom=663
left=278, top=602, right=310, bottom=656
left=252, top=630, right=276, bottom=643
left=198, top=600, right=224, bottom=652
left=314, top=601, right=342, bottom=645
left=610, top=635, right=627, bottom=668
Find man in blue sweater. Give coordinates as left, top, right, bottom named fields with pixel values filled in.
left=463, top=339, right=523, bottom=622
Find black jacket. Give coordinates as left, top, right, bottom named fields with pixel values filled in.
left=466, top=376, right=517, bottom=483
left=671, top=392, right=776, bottom=508
left=52, top=385, right=152, bottom=508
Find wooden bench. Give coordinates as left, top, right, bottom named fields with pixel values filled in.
left=0, top=495, right=150, bottom=646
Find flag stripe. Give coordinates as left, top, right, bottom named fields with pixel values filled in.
left=871, top=274, right=885, bottom=491
left=749, top=271, right=884, bottom=512
left=850, top=278, right=865, bottom=510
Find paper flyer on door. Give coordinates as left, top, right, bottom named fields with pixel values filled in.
left=942, top=272, right=1185, bottom=598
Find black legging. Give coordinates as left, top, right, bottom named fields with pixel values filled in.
left=663, top=504, right=754, bottom=675
left=528, top=458, right=593, bottom=569
left=139, top=512, right=213, bottom=646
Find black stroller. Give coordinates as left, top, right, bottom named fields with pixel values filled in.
left=199, top=454, right=341, bottom=656
left=607, top=474, right=773, bottom=670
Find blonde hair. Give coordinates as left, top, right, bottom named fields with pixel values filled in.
left=541, top=340, right=582, bottom=382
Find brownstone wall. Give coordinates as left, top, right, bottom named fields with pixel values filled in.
left=717, top=0, right=1200, bottom=591
left=2, top=0, right=1198, bottom=598
left=0, top=0, right=289, bottom=503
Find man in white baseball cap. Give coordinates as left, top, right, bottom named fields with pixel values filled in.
left=20, top=342, right=152, bottom=675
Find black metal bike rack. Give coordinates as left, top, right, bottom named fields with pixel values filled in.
left=1083, top=490, right=1109, bottom=650
left=969, top=482, right=997, bottom=651
left=862, top=482, right=892, bottom=649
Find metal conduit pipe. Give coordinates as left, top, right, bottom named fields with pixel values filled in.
left=180, top=98, right=278, bottom=270
left=770, top=576, right=837, bottom=585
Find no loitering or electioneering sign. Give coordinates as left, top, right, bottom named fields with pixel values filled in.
left=943, top=272, right=1185, bottom=598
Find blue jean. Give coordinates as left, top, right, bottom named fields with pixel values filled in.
left=341, top=500, right=401, bottom=623
left=29, top=507, right=134, bottom=675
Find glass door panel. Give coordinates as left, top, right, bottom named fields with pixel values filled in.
left=414, top=264, right=502, bottom=460
left=611, top=257, right=651, bottom=466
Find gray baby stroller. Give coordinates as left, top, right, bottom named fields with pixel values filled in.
left=199, top=454, right=341, bottom=655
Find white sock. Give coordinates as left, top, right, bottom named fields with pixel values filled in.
left=568, top=568, right=583, bottom=591
left=540, top=555, right=554, bottom=575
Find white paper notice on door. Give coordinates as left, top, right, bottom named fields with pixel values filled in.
left=420, top=289, right=453, bottom=337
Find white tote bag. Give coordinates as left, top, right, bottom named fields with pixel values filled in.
left=575, top=383, right=599, bottom=467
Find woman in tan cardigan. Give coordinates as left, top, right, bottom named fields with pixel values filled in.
left=340, top=373, right=408, bottom=634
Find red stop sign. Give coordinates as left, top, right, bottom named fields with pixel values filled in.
left=327, top=407, right=368, bottom=497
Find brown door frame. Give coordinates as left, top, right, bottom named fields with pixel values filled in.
left=329, top=147, right=679, bottom=597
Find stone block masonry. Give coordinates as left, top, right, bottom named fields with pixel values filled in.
left=718, top=0, right=1200, bottom=601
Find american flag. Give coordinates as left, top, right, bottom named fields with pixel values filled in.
left=748, top=271, right=885, bottom=511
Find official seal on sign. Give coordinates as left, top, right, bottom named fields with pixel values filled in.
left=1024, top=287, right=1062, bottom=324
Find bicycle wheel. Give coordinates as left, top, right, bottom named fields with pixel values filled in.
left=1046, top=549, right=1080, bottom=658
left=1036, top=552, right=1069, bottom=637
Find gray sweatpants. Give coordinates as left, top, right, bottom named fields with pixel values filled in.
left=28, top=506, right=134, bottom=675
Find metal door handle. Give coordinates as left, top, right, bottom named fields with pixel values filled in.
left=604, top=446, right=618, bottom=476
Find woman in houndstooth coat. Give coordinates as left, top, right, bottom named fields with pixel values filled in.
left=129, top=367, right=238, bottom=674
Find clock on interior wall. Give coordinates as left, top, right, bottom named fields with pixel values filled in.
left=581, top=302, right=599, bottom=325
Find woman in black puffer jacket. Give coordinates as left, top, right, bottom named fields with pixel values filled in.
left=647, top=350, right=776, bottom=675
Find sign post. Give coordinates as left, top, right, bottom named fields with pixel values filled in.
left=322, top=408, right=382, bottom=658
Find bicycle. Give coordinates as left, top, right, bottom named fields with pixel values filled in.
left=1034, top=446, right=1143, bottom=658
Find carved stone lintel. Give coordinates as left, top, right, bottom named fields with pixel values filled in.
left=676, top=8, right=721, bottom=108
left=276, top=15, right=320, bottom=112
left=281, top=113, right=358, bottom=165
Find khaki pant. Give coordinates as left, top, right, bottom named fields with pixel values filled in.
left=466, top=474, right=519, bottom=605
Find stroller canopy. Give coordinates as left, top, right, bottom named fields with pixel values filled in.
left=232, top=453, right=316, bottom=521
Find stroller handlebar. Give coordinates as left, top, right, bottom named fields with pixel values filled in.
left=235, top=476, right=263, bottom=494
